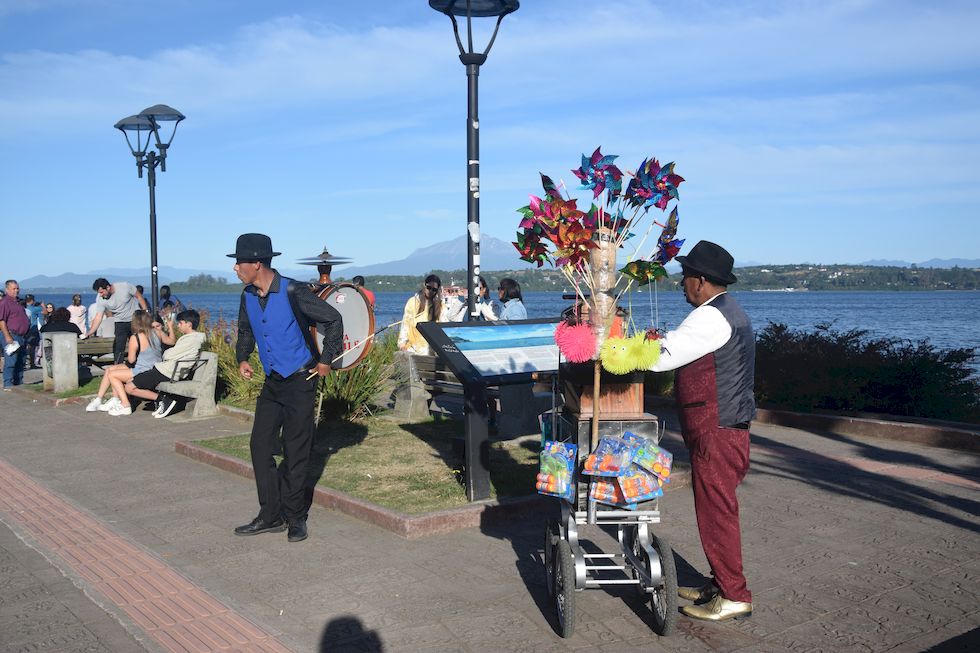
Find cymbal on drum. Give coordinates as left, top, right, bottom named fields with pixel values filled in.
left=297, top=246, right=352, bottom=266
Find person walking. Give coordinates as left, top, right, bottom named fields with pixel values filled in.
left=0, top=280, right=29, bottom=390
left=230, top=233, right=344, bottom=543
left=648, top=240, right=756, bottom=622
left=84, top=278, right=148, bottom=364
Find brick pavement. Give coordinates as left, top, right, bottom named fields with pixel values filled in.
left=1, top=384, right=978, bottom=652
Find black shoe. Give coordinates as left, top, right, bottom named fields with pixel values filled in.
left=154, top=394, right=179, bottom=419
left=234, top=517, right=286, bottom=536
left=287, top=520, right=308, bottom=543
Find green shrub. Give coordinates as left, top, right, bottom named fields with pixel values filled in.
left=316, top=331, right=398, bottom=421
left=755, top=322, right=980, bottom=423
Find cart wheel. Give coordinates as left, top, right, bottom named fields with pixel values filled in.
left=554, top=539, right=576, bottom=638
left=649, top=534, right=678, bottom=636
left=544, top=520, right=559, bottom=598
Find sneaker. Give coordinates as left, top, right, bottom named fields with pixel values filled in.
left=154, top=395, right=178, bottom=419
left=97, top=397, right=121, bottom=412
left=85, top=397, right=103, bottom=412
left=107, top=404, right=132, bottom=416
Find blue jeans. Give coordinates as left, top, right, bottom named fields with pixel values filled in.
left=3, top=332, right=26, bottom=387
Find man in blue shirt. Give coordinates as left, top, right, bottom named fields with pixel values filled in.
left=230, top=234, right=344, bottom=543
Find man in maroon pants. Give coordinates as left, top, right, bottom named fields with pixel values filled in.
left=650, top=240, right=755, bottom=621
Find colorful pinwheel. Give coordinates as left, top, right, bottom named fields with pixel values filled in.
left=572, top=147, right=623, bottom=204
left=625, top=158, right=684, bottom=211
left=619, top=259, right=668, bottom=286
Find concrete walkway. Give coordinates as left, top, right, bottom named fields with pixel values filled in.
left=1, top=382, right=978, bottom=652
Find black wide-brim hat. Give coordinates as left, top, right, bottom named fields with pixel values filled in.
left=227, top=233, right=281, bottom=259
left=675, top=240, right=738, bottom=285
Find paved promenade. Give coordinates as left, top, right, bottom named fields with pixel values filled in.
left=1, top=382, right=978, bottom=652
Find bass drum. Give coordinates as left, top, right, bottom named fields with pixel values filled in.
left=311, top=283, right=375, bottom=370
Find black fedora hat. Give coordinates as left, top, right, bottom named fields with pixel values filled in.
left=676, top=240, right=738, bottom=285
left=227, top=233, right=281, bottom=259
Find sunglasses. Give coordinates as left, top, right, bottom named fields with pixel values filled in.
left=425, top=285, right=440, bottom=291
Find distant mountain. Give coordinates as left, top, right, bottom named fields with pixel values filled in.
left=861, top=258, right=980, bottom=268
left=340, top=234, right=535, bottom=276
left=20, top=265, right=313, bottom=292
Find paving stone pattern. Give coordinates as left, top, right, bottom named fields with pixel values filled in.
left=1, top=385, right=978, bottom=652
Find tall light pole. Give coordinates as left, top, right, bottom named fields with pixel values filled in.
left=429, top=0, right=518, bottom=319
left=114, top=104, right=185, bottom=313
left=430, top=1, right=518, bottom=502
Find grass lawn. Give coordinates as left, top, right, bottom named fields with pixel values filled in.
left=22, top=376, right=102, bottom=398
left=194, top=417, right=540, bottom=514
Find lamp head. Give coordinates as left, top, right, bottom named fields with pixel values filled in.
left=428, top=0, right=519, bottom=18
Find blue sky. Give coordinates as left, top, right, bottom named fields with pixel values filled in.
left=1, top=0, right=978, bottom=280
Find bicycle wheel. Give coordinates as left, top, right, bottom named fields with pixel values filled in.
left=555, top=539, right=576, bottom=638
left=544, top=519, right=559, bottom=598
left=649, top=533, right=678, bottom=636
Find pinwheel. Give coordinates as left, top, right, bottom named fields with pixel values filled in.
left=573, top=147, right=623, bottom=204
left=552, top=221, right=597, bottom=268
left=619, top=259, right=668, bottom=285
left=625, top=158, right=684, bottom=211
left=513, top=229, right=550, bottom=267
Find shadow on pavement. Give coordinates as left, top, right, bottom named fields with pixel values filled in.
left=319, top=614, right=384, bottom=652
left=750, top=432, right=980, bottom=533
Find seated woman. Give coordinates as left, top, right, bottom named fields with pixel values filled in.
left=497, top=278, right=527, bottom=320
left=124, top=309, right=205, bottom=419
left=84, top=310, right=160, bottom=413
left=397, top=274, right=447, bottom=355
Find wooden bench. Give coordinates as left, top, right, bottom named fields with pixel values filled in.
left=399, top=354, right=552, bottom=437
left=154, top=351, right=218, bottom=419
left=75, top=337, right=116, bottom=367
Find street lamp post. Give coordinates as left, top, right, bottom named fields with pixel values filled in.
left=114, top=104, right=185, bottom=313
left=429, top=0, right=519, bottom=319
left=430, top=0, right=518, bottom=502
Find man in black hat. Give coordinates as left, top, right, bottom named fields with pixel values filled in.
left=230, top=233, right=344, bottom=543
left=649, top=240, right=756, bottom=621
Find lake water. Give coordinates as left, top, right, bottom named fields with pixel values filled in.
left=34, top=290, right=979, bottom=365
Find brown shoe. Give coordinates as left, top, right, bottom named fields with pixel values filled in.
left=678, top=580, right=719, bottom=602
left=681, top=595, right=752, bottom=621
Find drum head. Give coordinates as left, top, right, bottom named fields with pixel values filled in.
left=312, top=283, right=375, bottom=370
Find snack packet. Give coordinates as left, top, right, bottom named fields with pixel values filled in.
left=590, top=478, right=637, bottom=509
left=582, top=436, right=636, bottom=477
left=622, top=431, right=673, bottom=482
left=617, top=464, right=664, bottom=503
left=536, top=440, right=577, bottom=502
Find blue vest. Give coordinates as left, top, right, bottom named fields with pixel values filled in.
left=244, top=280, right=312, bottom=377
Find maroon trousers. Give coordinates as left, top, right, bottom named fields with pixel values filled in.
left=676, top=354, right=752, bottom=603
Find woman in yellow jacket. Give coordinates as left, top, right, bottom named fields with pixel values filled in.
left=397, top=274, right=448, bottom=355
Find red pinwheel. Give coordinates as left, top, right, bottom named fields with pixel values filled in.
left=513, top=228, right=550, bottom=267
left=573, top=147, right=623, bottom=204
left=553, top=221, right=597, bottom=268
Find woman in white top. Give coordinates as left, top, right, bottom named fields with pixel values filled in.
left=66, top=294, right=87, bottom=335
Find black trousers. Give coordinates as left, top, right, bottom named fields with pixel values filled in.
left=250, top=368, right=317, bottom=524
left=112, top=321, right=132, bottom=365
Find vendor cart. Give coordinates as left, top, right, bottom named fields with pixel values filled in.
left=542, top=407, right=678, bottom=639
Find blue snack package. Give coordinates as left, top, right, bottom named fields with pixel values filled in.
left=582, top=435, right=637, bottom=477
left=537, top=440, right=577, bottom=502
left=622, top=431, right=674, bottom=483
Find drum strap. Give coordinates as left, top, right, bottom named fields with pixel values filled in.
left=285, top=280, right=319, bottom=363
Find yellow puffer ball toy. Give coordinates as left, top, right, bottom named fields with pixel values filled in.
left=599, top=336, right=636, bottom=375
left=628, top=332, right=661, bottom=370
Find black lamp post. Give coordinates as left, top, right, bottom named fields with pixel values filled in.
left=429, top=0, right=519, bottom=319
left=430, top=1, right=518, bottom=502
left=114, top=104, right=185, bottom=313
